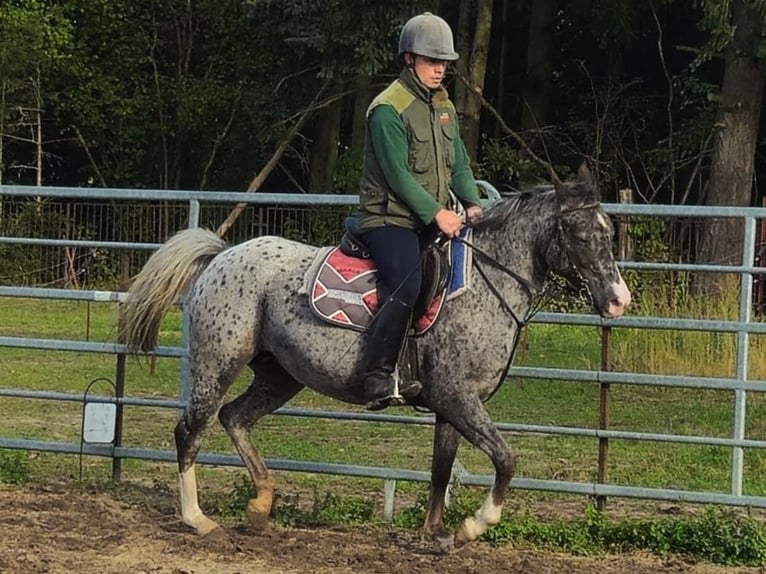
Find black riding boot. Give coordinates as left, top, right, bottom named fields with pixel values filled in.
left=360, top=297, right=422, bottom=411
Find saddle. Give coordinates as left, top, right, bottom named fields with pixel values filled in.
left=307, top=217, right=468, bottom=335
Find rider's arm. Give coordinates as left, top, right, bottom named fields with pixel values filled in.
left=451, top=132, right=482, bottom=208
left=368, top=105, right=442, bottom=225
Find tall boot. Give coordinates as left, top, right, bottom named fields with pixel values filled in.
left=360, top=297, right=422, bottom=411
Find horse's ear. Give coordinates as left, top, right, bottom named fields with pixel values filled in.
left=575, top=161, right=601, bottom=202
left=550, top=167, right=566, bottom=195
left=576, top=162, right=593, bottom=186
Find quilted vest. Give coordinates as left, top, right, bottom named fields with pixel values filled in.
left=358, top=68, right=458, bottom=232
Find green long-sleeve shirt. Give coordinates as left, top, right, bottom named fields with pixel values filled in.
left=357, top=68, right=481, bottom=232
left=368, top=104, right=480, bottom=225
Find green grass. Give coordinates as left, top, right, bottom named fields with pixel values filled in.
left=1, top=296, right=764, bottom=488
left=3, top=294, right=766, bottom=524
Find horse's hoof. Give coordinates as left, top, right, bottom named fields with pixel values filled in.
left=435, top=534, right=455, bottom=553
left=246, top=511, right=270, bottom=531
left=246, top=498, right=272, bottom=531
left=453, top=523, right=473, bottom=550
left=193, top=516, right=221, bottom=536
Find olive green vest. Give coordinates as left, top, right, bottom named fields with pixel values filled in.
left=358, top=68, right=458, bottom=232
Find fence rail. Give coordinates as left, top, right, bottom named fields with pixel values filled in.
left=2, top=184, right=766, bottom=514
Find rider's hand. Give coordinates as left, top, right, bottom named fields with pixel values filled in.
left=466, top=205, right=483, bottom=226
left=433, top=208, right=463, bottom=238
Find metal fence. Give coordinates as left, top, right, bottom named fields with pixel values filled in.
left=2, top=184, right=766, bottom=516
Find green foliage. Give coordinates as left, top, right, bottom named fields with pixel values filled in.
left=282, top=207, right=354, bottom=247
left=628, top=216, right=671, bottom=262
left=0, top=0, right=74, bottom=182
left=602, top=507, right=766, bottom=565
left=692, top=0, right=736, bottom=68
left=392, top=495, right=426, bottom=529
left=482, top=503, right=766, bottom=566
left=0, top=449, right=29, bottom=484
left=333, top=149, right=363, bottom=193
left=391, top=490, right=766, bottom=566
left=474, top=138, right=548, bottom=189
left=252, top=0, right=423, bottom=79
left=692, top=0, right=766, bottom=68
left=0, top=0, right=72, bottom=79
left=215, top=477, right=374, bottom=526
left=609, top=275, right=766, bottom=377
left=310, top=492, right=375, bottom=524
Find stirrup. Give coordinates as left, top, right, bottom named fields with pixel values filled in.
left=365, top=369, right=422, bottom=411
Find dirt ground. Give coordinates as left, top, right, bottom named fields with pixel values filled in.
left=0, top=482, right=764, bottom=574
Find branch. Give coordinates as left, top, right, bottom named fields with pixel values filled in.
left=72, top=125, right=108, bottom=187
left=199, top=87, right=243, bottom=190
left=651, top=0, right=676, bottom=201
left=456, top=73, right=563, bottom=185
left=215, top=77, right=333, bottom=238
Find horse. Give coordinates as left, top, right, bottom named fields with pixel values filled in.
left=118, top=163, right=631, bottom=551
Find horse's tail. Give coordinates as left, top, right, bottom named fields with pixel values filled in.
left=118, top=227, right=227, bottom=353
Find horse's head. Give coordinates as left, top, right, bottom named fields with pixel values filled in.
left=551, top=163, right=632, bottom=318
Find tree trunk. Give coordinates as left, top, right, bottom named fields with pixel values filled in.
left=350, top=74, right=373, bottom=153
left=309, top=97, right=342, bottom=193
left=697, top=0, right=766, bottom=294
left=520, top=0, right=557, bottom=131
left=453, top=0, right=474, bottom=116
left=494, top=0, right=510, bottom=138
left=462, top=0, right=493, bottom=161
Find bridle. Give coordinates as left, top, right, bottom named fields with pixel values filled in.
left=451, top=201, right=603, bottom=324
left=448, top=201, right=604, bottom=402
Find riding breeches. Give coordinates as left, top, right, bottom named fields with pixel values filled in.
left=362, top=226, right=422, bottom=307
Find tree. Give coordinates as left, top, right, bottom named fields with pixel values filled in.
left=453, top=0, right=493, bottom=161
left=0, top=0, right=72, bottom=186
left=521, top=0, right=557, bottom=132
left=697, top=0, right=766, bottom=286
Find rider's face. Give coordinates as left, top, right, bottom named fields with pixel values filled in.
left=408, top=54, right=448, bottom=89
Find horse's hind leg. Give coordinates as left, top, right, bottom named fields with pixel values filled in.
left=423, top=417, right=461, bottom=549
left=218, top=354, right=303, bottom=531
left=175, top=361, right=242, bottom=535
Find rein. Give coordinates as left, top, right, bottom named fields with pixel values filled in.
left=451, top=235, right=538, bottom=329
left=450, top=234, right=545, bottom=405
left=447, top=200, right=602, bottom=404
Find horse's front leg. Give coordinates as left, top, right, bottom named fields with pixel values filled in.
left=423, top=416, right=461, bottom=549
left=433, top=393, right=516, bottom=550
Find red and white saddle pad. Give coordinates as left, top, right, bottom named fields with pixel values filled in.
left=307, top=247, right=445, bottom=335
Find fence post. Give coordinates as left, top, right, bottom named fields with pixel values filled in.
left=596, top=326, right=611, bottom=510
left=112, top=252, right=131, bottom=481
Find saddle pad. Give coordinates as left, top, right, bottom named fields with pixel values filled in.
left=307, top=230, right=473, bottom=335
left=309, top=247, right=379, bottom=330
left=448, top=226, right=472, bottom=300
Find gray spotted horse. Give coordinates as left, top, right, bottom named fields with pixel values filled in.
left=119, top=163, right=631, bottom=551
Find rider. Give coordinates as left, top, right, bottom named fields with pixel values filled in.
left=356, top=12, right=483, bottom=410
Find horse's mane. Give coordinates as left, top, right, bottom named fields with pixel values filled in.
left=473, top=186, right=557, bottom=234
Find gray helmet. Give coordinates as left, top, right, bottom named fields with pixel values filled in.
left=398, top=12, right=459, bottom=61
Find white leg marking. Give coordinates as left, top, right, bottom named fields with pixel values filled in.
left=180, top=465, right=219, bottom=534
left=460, top=494, right=503, bottom=542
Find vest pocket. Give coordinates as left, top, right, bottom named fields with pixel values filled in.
left=409, top=123, right=433, bottom=174
left=440, top=121, right=456, bottom=169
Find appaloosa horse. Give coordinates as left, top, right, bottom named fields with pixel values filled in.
left=119, top=164, right=630, bottom=550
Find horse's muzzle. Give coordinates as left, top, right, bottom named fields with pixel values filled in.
left=602, top=277, right=632, bottom=318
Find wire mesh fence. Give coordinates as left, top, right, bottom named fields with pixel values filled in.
left=0, top=197, right=353, bottom=287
